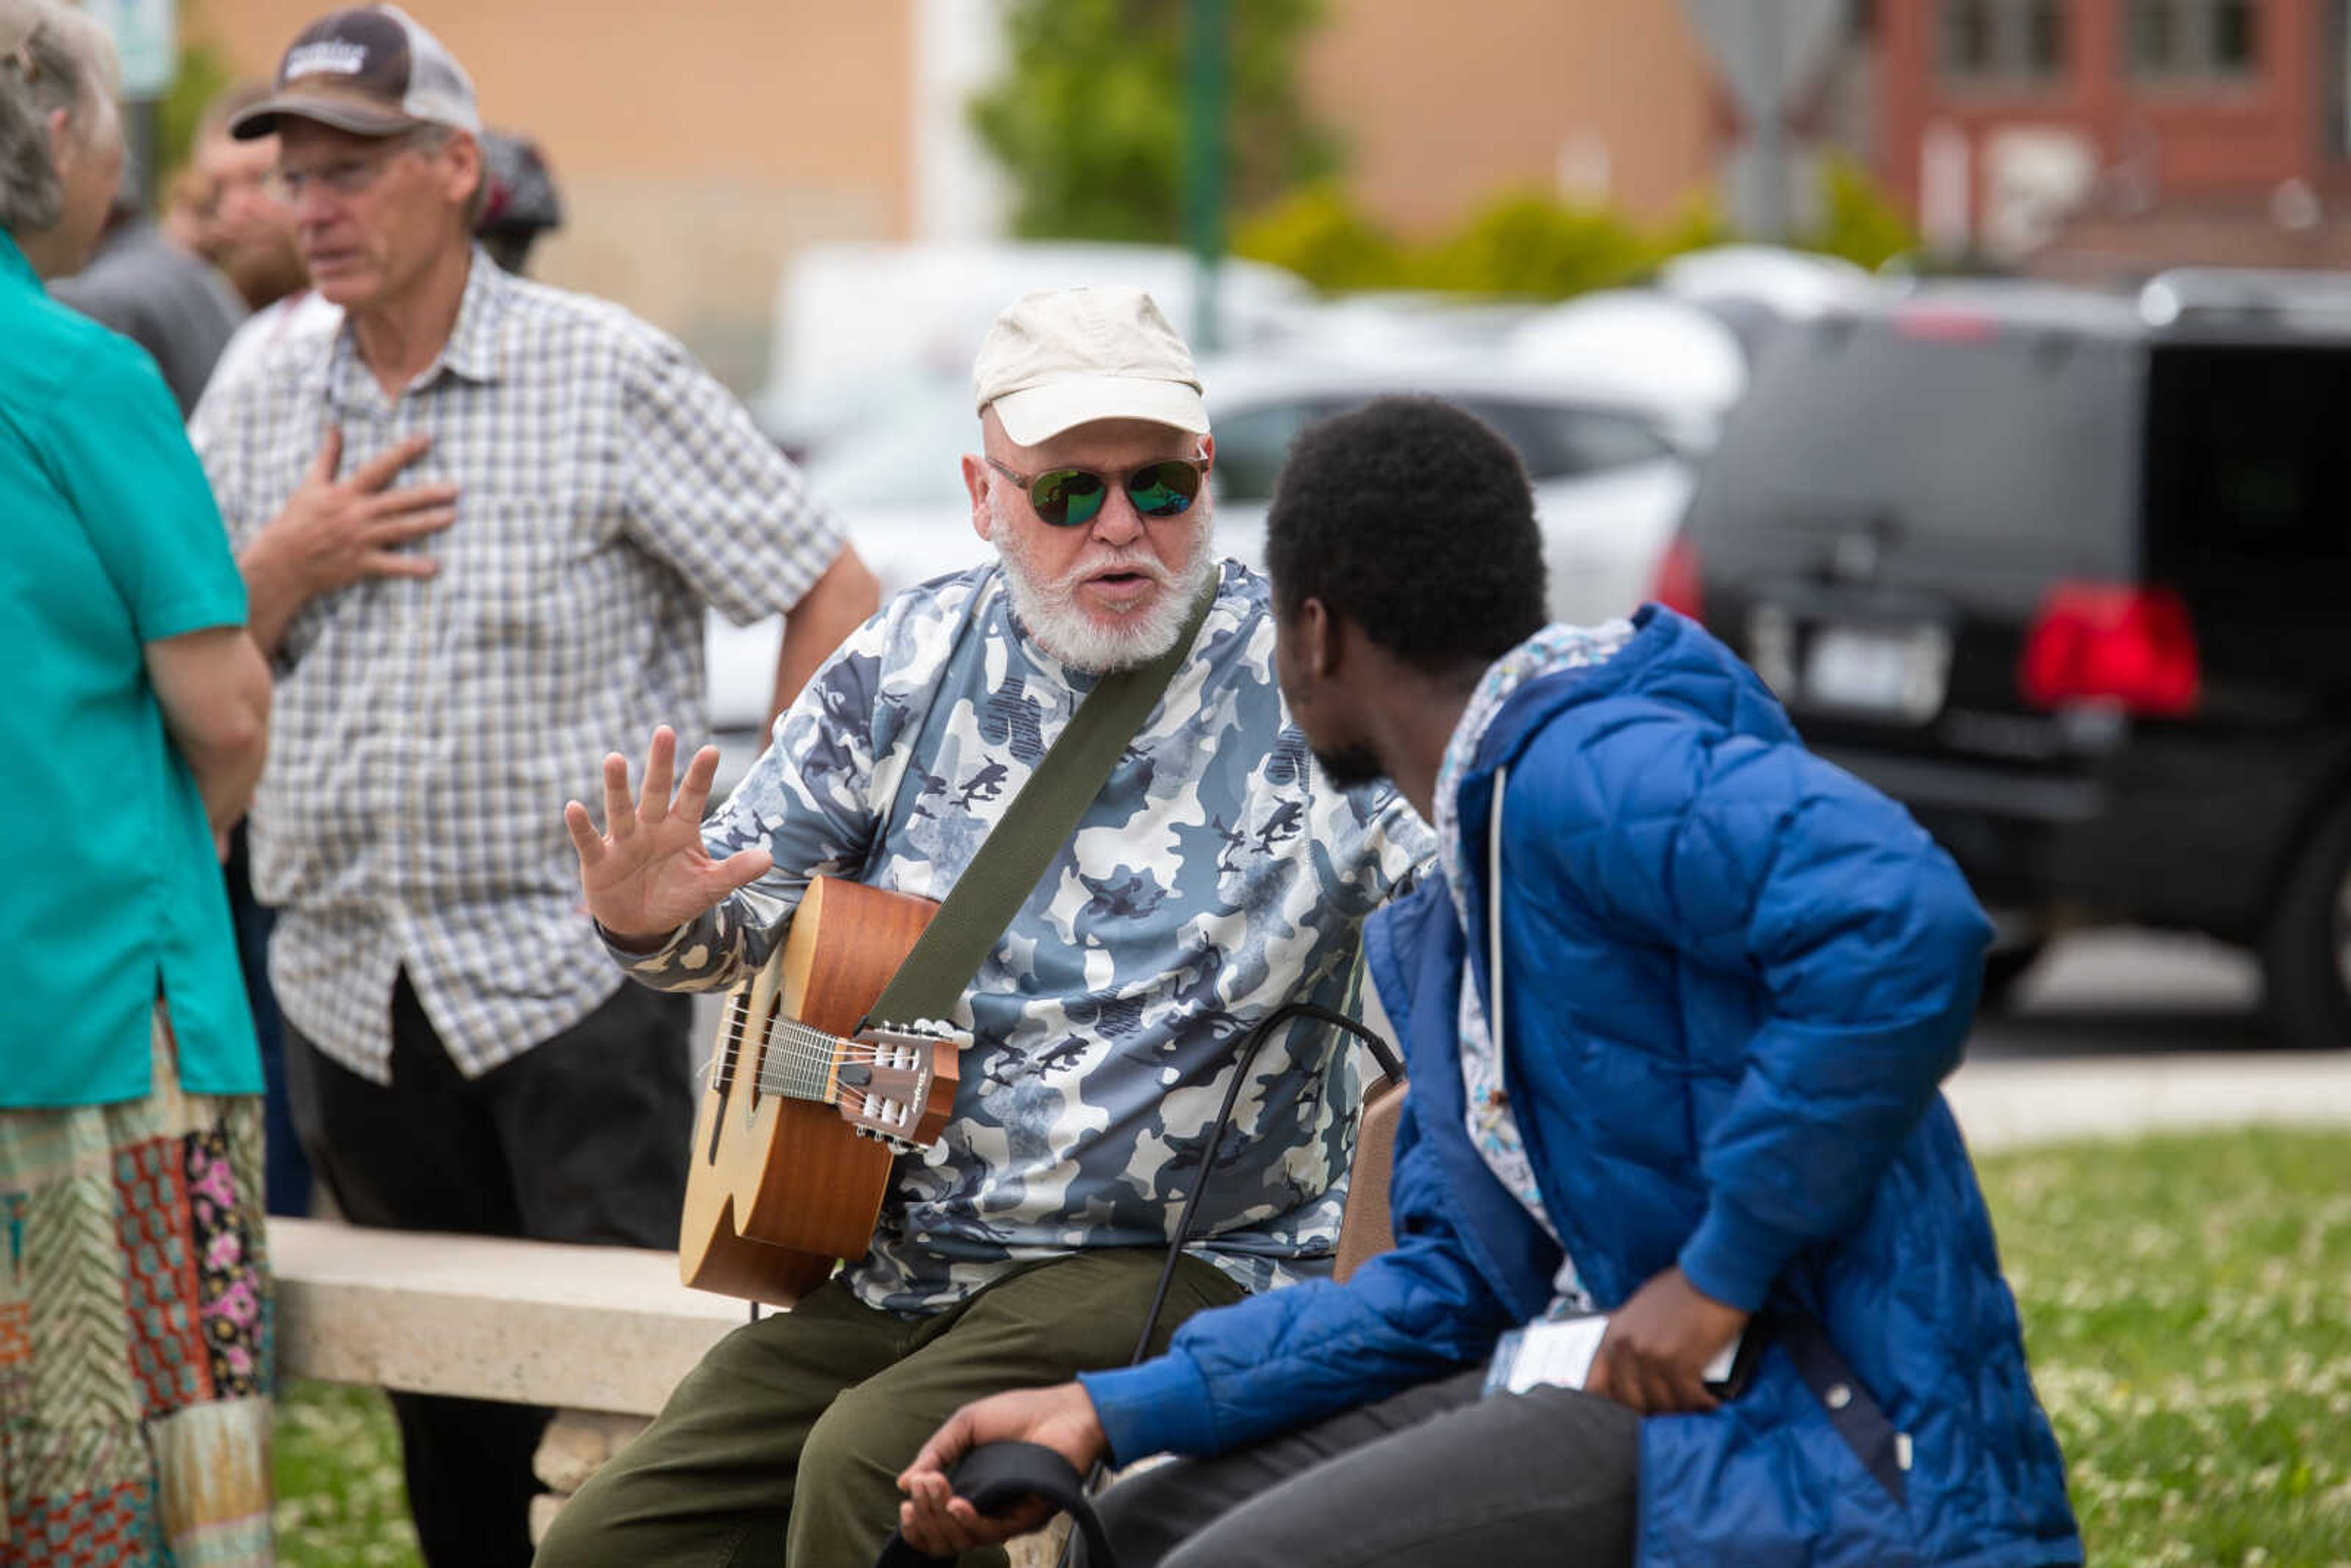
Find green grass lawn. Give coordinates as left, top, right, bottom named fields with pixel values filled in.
left=1983, top=1128, right=2351, bottom=1567
left=270, top=1127, right=2351, bottom=1567
left=274, top=1381, right=421, bottom=1568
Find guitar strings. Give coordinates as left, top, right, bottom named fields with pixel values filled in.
left=708, top=1012, right=931, bottom=1101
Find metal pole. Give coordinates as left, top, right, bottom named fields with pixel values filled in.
left=1753, top=0, right=1787, bottom=241
left=1184, top=0, right=1228, bottom=353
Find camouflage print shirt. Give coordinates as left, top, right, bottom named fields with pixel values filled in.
left=616, top=560, right=1434, bottom=1313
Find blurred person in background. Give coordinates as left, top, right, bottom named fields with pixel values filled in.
left=193, top=80, right=307, bottom=310
left=159, top=158, right=211, bottom=250
left=185, top=7, right=878, bottom=1564
left=48, top=146, right=247, bottom=415
left=475, top=126, right=559, bottom=274
left=200, top=79, right=340, bottom=397
left=0, top=4, right=277, bottom=1564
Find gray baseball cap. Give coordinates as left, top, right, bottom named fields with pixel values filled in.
left=230, top=4, right=480, bottom=141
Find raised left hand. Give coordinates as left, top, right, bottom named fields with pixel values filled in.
left=895, top=1382, right=1108, bottom=1557
left=1584, top=1266, right=1750, bottom=1416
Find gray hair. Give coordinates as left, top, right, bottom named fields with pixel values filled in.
left=0, top=0, right=119, bottom=234
left=408, top=122, right=490, bottom=230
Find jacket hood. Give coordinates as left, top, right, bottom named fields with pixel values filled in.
left=1471, top=606, right=1801, bottom=787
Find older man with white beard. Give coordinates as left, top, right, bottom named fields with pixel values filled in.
left=536, top=287, right=1433, bottom=1568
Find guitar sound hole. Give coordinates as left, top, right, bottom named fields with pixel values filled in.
left=707, top=989, right=752, bottom=1165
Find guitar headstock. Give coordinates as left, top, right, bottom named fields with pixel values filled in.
left=832, top=1019, right=967, bottom=1153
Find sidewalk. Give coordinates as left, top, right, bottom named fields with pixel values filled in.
left=1946, top=1051, right=2351, bottom=1151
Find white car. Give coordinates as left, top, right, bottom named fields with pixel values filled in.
left=705, top=351, right=1708, bottom=792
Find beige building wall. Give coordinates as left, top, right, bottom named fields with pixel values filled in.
left=194, top=0, right=916, bottom=390
left=1302, top=0, right=1721, bottom=234
left=193, top=1, right=1724, bottom=384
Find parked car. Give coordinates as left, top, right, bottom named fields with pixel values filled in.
left=1660, top=272, right=2351, bottom=1046
left=1652, top=243, right=1887, bottom=369
left=1655, top=243, right=1881, bottom=321
left=1502, top=288, right=1752, bottom=449
left=707, top=350, right=1712, bottom=795
left=1200, top=353, right=1703, bottom=622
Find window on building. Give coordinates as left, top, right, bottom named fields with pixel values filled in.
left=1943, top=0, right=2069, bottom=83
left=2126, top=0, right=2260, bottom=78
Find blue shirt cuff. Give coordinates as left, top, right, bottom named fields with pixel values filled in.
left=1678, top=1193, right=1807, bottom=1314
left=1076, top=1352, right=1219, bottom=1466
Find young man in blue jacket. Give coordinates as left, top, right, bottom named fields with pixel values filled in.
left=896, top=396, right=2081, bottom=1567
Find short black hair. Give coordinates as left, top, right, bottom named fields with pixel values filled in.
left=1264, top=395, right=1548, bottom=670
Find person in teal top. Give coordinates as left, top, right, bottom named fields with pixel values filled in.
left=1, top=4, right=278, bottom=1562
left=1, top=135, right=261, bottom=1105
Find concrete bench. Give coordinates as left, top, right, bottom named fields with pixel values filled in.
left=271, top=1217, right=743, bottom=1411
left=268, top=1216, right=1073, bottom=1562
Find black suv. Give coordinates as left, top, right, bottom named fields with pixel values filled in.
left=1660, top=272, right=2351, bottom=1046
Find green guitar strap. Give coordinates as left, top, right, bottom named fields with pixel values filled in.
left=861, top=577, right=1218, bottom=1030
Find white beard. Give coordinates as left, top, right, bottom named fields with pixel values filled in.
left=996, top=507, right=1218, bottom=673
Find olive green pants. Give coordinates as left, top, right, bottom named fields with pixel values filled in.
left=532, top=1248, right=1244, bottom=1568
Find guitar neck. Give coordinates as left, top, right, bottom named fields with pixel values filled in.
left=718, top=993, right=849, bottom=1105
left=714, top=991, right=952, bottom=1149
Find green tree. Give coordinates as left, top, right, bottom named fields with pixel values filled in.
left=970, top=0, right=1340, bottom=244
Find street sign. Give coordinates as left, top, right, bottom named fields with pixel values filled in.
left=86, top=0, right=178, bottom=101
left=1681, top=0, right=1848, bottom=239
left=1681, top=0, right=1846, bottom=122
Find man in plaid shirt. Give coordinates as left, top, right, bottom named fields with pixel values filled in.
left=185, top=9, right=877, bottom=1564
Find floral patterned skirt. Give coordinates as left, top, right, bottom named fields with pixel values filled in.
left=0, top=1003, right=274, bottom=1566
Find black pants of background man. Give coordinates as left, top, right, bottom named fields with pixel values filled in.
left=284, top=970, right=695, bottom=1568
left=1081, top=1367, right=1641, bottom=1568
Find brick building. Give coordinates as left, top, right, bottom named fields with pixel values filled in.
left=1869, top=0, right=2351, bottom=276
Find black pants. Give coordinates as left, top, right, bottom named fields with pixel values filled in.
left=285, top=972, right=695, bottom=1568
left=1084, top=1367, right=1641, bottom=1568
left=223, top=824, right=309, bottom=1217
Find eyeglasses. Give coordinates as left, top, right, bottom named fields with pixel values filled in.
left=984, top=455, right=1209, bottom=529
left=265, top=133, right=431, bottom=204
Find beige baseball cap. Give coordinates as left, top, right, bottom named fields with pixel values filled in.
left=972, top=286, right=1210, bottom=447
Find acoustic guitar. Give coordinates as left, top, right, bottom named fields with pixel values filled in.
left=677, top=876, right=964, bottom=1305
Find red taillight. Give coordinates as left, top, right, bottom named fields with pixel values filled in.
left=1894, top=306, right=2000, bottom=343
left=2018, top=583, right=2200, bottom=717
left=1652, top=535, right=1704, bottom=622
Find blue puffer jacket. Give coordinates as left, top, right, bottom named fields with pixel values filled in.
left=1081, top=608, right=2080, bottom=1567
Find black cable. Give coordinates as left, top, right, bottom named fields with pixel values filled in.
left=1125, top=1000, right=1400, bottom=1367
left=1045, top=1000, right=1401, bottom=1567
